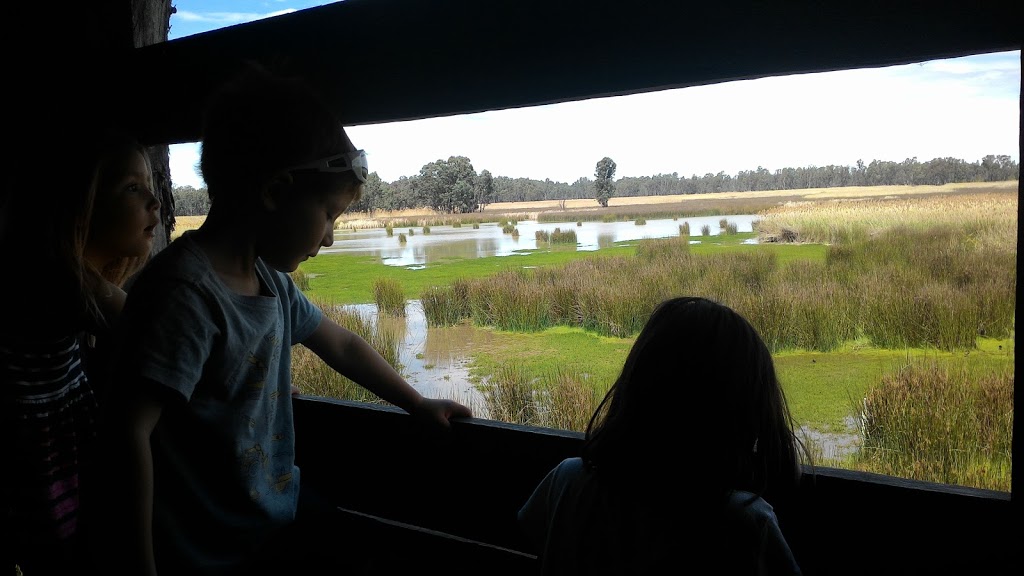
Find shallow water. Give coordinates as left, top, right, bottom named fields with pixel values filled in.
left=325, top=214, right=761, bottom=266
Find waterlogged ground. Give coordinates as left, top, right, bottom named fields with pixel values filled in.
left=343, top=300, right=880, bottom=459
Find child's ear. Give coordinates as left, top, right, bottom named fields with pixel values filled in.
left=262, top=171, right=295, bottom=211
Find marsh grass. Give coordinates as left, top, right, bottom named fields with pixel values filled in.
left=419, top=218, right=1015, bottom=355
left=854, top=358, right=1013, bottom=491
left=537, top=369, right=601, bottom=432
left=291, top=298, right=401, bottom=403
left=754, top=191, right=1017, bottom=247
left=483, top=362, right=539, bottom=425
left=679, top=222, right=690, bottom=235
left=398, top=233, right=407, bottom=244
left=550, top=228, right=577, bottom=244
left=290, top=269, right=311, bottom=291
left=700, top=224, right=711, bottom=236
left=373, top=278, right=406, bottom=317
left=421, top=281, right=472, bottom=326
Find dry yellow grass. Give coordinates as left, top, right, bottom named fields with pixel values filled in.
left=486, top=180, right=1020, bottom=210
left=170, top=215, right=207, bottom=239
left=755, top=188, right=1018, bottom=248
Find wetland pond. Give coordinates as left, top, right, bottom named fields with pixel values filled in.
left=324, top=214, right=761, bottom=266
left=329, top=215, right=860, bottom=458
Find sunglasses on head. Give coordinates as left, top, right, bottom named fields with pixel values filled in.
left=287, top=149, right=368, bottom=183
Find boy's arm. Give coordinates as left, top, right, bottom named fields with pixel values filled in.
left=102, top=383, right=165, bottom=576
left=301, top=315, right=473, bottom=426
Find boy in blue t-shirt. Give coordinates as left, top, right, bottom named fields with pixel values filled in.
left=102, top=63, right=473, bottom=576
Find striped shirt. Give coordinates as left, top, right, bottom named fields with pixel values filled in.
left=2, top=334, right=100, bottom=556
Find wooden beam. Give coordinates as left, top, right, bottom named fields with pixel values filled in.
left=126, top=0, right=1021, bottom=145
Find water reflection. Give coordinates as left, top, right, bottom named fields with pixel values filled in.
left=343, top=300, right=492, bottom=418
left=325, top=215, right=760, bottom=266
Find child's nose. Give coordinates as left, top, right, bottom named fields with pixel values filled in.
left=147, top=188, right=161, bottom=211
left=321, top=227, right=334, bottom=247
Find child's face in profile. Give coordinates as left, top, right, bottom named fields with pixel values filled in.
left=88, top=149, right=161, bottom=261
left=259, top=176, right=357, bottom=273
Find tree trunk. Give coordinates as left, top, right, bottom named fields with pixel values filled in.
left=133, top=0, right=175, bottom=255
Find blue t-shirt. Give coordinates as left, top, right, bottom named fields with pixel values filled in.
left=518, top=456, right=802, bottom=575
left=117, top=232, right=322, bottom=575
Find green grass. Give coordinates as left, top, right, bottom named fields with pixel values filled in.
left=774, top=337, right=1014, bottom=432
left=462, top=325, right=1013, bottom=435
left=298, top=244, right=638, bottom=304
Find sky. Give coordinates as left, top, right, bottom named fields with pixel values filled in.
left=167, top=1, right=1021, bottom=189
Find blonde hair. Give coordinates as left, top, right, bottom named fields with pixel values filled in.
left=79, top=133, right=155, bottom=328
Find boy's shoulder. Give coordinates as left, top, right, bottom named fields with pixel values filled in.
left=135, top=232, right=213, bottom=288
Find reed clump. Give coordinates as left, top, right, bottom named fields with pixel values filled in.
left=373, top=278, right=406, bottom=317
left=854, top=359, right=1013, bottom=492
left=550, top=228, right=577, bottom=244
left=291, top=298, right=401, bottom=403
left=420, top=280, right=472, bottom=326
left=483, top=362, right=539, bottom=425
left=290, top=269, right=311, bottom=291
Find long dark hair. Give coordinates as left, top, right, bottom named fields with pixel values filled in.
left=582, top=296, right=807, bottom=502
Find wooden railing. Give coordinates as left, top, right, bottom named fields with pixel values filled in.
left=293, top=396, right=1015, bottom=575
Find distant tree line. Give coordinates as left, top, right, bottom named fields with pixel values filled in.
left=172, top=154, right=1018, bottom=216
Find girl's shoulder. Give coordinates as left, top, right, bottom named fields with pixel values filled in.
left=724, top=490, right=780, bottom=525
